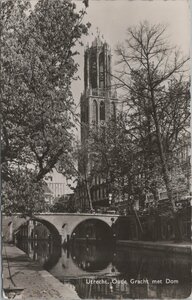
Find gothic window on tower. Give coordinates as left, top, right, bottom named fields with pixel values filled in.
left=81, top=108, right=85, bottom=123
left=84, top=53, right=88, bottom=90
left=100, top=101, right=105, bottom=121
left=86, top=105, right=89, bottom=123
left=92, top=100, right=98, bottom=125
left=107, top=55, right=111, bottom=89
left=99, top=52, right=104, bottom=89
left=90, top=52, right=97, bottom=89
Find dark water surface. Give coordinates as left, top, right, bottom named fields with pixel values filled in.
left=17, top=239, right=191, bottom=299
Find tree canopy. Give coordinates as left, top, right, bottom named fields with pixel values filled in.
left=1, top=0, right=90, bottom=214
left=113, top=22, right=190, bottom=212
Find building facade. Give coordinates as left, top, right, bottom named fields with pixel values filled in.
left=44, top=168, right=74, bottom=205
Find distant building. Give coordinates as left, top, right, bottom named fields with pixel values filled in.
left=43, top=182, right=54, bottom=206
left=44, top=168, right=75, bottom=205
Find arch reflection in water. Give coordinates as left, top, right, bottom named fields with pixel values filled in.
left=49, top=242, right=119, bottom=280
left=16, top=239, right=61, bottom=269
left=71, top=242, right=113, bottom=272
left=17, top=239, right=191, bottom=299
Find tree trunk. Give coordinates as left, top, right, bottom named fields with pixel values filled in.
left=84, top=174, right=93, bottom=211
left=173, top=212, right=182, bottom=242
left=149, top=88, right=182, bottom=242
left=133, top=208, right=144, bottom=238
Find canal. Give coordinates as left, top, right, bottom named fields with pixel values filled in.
left=16, top=238, right=191, bottom=299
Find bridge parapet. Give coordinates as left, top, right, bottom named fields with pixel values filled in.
left=2, top=213, right=122, bottom=244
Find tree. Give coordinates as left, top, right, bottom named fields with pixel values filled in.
left=2, top=167, right=46, bottom=215
left=73, top=120, right=128, bottom=212
left=114, top=22, right=190, bottom=240
left=72, top=141, right=94, bottom=211
left=88, top=115, right=152, bottom=210
left=1, top=0, right=90, bottom=214
left=88, top=116, right=131, bottom=202
left=50, top=194, right=76, bottom=213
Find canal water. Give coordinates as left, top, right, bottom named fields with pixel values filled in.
left=16, top=238, right=191, bottom=299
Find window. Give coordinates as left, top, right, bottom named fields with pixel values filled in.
left=100, top=101, right=105, bottom=121
left=111, top=102, right=116, bottom=119
left=92, top=100, right=98, bottom=124
left=90, top=53, right=97, bottom=88
left=107, top=55, right=111, bottom=87
left=99, top=52, right=104, bottom=88
left=45, top=176, right=52, bottom=181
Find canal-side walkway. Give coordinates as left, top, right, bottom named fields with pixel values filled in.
left=117, top=240, right=191, bottom=255
left=2, top=243, right=80, bottom=300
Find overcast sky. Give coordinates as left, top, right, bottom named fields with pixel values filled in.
left=73, top=0, right=190, bottom=105
left=30, top=0, right=190, bottom=116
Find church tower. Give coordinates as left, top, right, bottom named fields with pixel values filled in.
left=80, top=35, right=118, bottom=143
left=78, top=35, right=119, bottom=210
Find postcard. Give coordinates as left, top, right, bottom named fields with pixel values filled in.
left=2, top=0, right=191, bottom=299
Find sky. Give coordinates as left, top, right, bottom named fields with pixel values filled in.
left=30, top=0, right=190, bottom=118
left=73, top=0, right=190, bottom=106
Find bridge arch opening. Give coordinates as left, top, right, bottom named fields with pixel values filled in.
left=33, top=218, right=61, bottom=241
left=71, top=218, right=113, bottom=242
left=14, top=218, right=61, bottom=244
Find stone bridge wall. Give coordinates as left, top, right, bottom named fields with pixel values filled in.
left=2, top=215, right=27, bottom=242
left=2, top=213, right=120, bottom=244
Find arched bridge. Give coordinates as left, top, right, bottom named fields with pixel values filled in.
left=3, top=213, right=121, bottom=244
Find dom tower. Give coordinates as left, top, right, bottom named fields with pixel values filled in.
left=78, top=35, right=121, bottom=210
left=81, top=35, right=119, bottom=143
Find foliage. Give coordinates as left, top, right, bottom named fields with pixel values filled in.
left=1, top=0, right=90, bottom=214
left=74, top=114, right=147, bottom=210
left=87, top=114, right=154, bottom=207
left=113, top=22, right=190, bottom=215
left=2, top=167, right=46, bottom=215
left=49, top=194, right=76, bottom=213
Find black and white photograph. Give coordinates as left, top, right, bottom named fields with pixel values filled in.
left=1, top=0, right=191, bottom=299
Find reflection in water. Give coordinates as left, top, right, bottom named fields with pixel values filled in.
left=16, top=239, right=61, bottom=269
left=17, top=240, right=191, bottom=299
left=71, top=241, right=113, bottom=272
